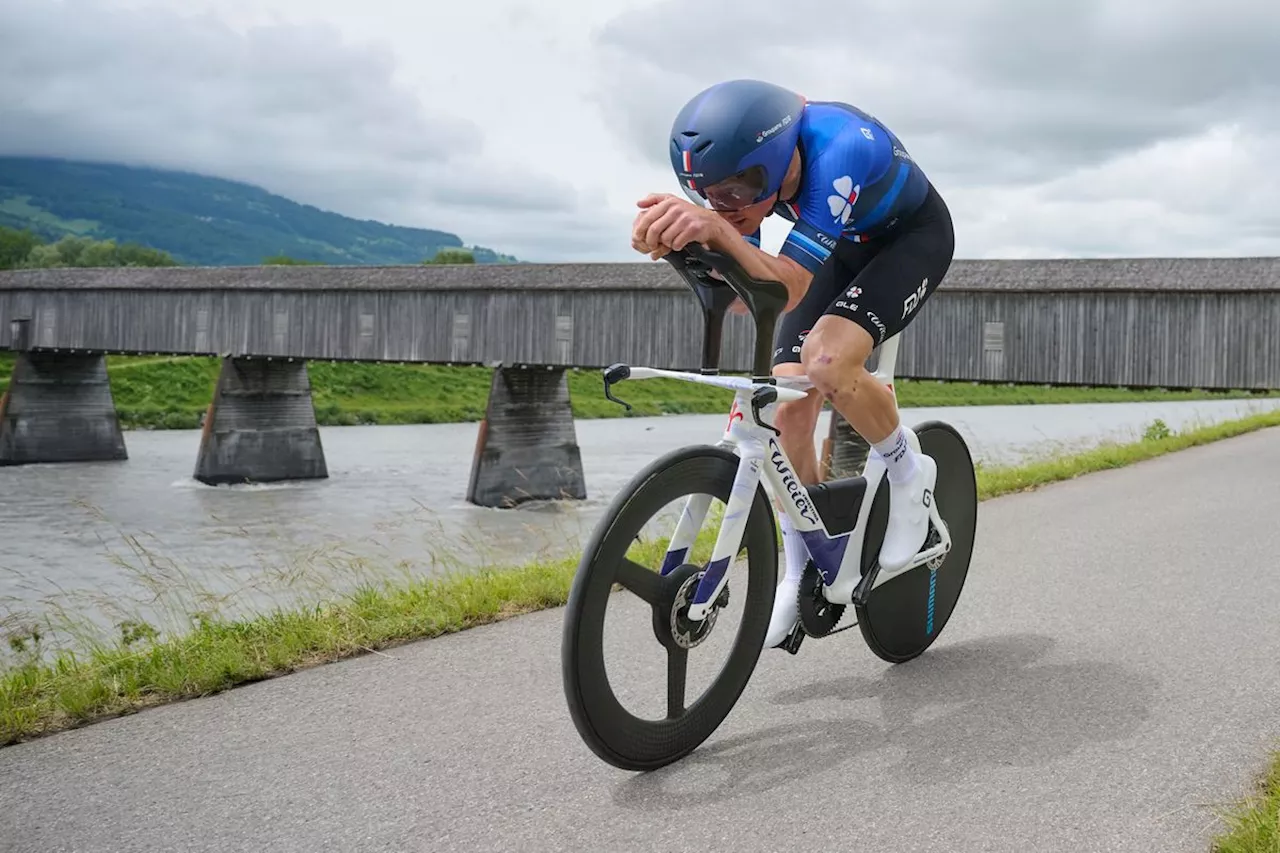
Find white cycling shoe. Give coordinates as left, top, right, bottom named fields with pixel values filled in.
left=763, top=575, right=802, bottom=649
left=877, top=451, right=938, bottom=574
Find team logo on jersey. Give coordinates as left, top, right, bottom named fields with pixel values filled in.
left=828, top=176, right=861, bottom=226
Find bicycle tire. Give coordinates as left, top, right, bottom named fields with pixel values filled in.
left=854, top=420, right=978, bottom=664
left=560, top=444, right=777, bottom=771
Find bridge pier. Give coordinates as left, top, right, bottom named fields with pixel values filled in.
left=0, top=352, right=128, bottom=466
left=194, top=357, right=327, bottom=486
left=467, top=365, right=586, bottom=508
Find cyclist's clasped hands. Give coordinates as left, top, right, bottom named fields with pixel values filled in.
left=630, top=192, right=732, bottom=261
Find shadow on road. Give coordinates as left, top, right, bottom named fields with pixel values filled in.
left=609, top=633, right=1159, bottom=809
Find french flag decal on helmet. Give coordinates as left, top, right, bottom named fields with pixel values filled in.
left=681, top=149, right=696, bottom=188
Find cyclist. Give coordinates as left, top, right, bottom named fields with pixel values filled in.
left=631, top=78, right=956, bottom=650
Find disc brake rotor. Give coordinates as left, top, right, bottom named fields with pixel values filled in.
left=655, top=564, right=729, bottom=651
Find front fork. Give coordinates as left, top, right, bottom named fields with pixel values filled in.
left=685, top=441, right=765, bottom=621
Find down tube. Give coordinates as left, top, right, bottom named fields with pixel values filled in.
left=659, top=493, right=715, bottom=576
left=686, top=449, right=763, bottom=621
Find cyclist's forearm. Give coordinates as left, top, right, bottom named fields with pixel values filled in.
left=707, top=224, right=811, bottom=309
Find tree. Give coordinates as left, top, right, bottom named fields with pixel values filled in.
left=18, top=234, right=178, bottom=268
left=424, top=248, right=475, bottom=265
left=0, top=226, right=44, bottom=270
left=262, top=254, right=323, bottom=265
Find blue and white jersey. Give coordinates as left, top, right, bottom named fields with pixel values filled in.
left=744, top=101, right=932, bottom=273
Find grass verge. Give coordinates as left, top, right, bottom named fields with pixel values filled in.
left=3, top=409, right=1280, bottom=751
left=1212, top=750, right=1280, bottom=853
left=1, top=352, right=1276, bottom=429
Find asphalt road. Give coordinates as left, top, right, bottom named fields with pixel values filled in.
left=3, top=429, right=1280, bottom=853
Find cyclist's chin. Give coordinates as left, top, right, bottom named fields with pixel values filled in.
left=720, top=199, right=773, bottom=235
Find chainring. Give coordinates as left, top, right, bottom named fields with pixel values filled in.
left=797, top=560, right=846, bottom=637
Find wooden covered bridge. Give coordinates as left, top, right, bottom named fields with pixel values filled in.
left=1, top=256, right=1277, bottom=506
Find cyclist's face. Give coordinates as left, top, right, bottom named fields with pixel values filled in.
left=716, top=193, right=777, bottom=235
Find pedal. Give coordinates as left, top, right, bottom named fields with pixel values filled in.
left=777, top=622, right=805, bottom=655
left=854, top=522, right=950, bottom=607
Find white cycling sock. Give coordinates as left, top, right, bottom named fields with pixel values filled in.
left=778, top=514, right=809, bottom=583
left=872, top=425, right=919, bottom=484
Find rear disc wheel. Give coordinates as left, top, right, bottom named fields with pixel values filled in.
left=854, top=421, right=978, bottom=664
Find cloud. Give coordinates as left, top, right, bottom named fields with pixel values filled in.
left=956, top=123, right=1280, bottom=258
left=589, top=0, right=1280, bottom=256
left=0, top=0, right=616, bottom=260
left=3, top=0, right=1278, bottom=262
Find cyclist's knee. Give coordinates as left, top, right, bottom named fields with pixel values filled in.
left=798, top=321, right=873, bottom=397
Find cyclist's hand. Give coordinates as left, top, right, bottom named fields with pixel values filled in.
left=632, top=193, right=725, bottom=258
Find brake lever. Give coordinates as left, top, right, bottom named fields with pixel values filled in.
left=749, top=386, right=781, bottom=436
left=602, top=362, right=633, bottom=411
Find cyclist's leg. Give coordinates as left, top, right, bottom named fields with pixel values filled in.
left=770, top=253, right=863, bottom=483
left=762, top=248, right=868, bottom=648
left=800, top=183, right=956, bottom=571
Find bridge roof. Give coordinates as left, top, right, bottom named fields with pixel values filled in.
left=1, top=256, right=1278, bottom=293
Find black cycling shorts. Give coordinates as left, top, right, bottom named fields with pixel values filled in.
left=773, top=181, right=955, bottom=366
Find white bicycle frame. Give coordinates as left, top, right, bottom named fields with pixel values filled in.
left=624, top=333, right=951, bottom=622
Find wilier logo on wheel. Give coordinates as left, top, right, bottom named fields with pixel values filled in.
left=768, top=439, right=818, bottom=525
left=901, top=277, right=929, bottom=319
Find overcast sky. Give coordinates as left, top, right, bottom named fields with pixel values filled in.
left=2, top=0, right=1278, bottom=262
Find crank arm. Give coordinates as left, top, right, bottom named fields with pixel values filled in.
left=851, top=514, right=952, bottom=607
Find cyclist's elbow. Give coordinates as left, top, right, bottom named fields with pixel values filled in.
left=776, top=256, right=812, bottom=309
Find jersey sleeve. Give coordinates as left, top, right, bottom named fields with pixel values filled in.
left=777, top=123, right=878, bottom=271
left=778, top=219, right=840, bottom=273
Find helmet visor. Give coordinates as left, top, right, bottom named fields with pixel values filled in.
left=702, top=165, right=769, bottom=211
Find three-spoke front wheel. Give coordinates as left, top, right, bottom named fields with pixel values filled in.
left=560, top=445, right=778, bottom=771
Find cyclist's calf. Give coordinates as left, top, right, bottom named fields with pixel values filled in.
left=770, top=364, right=824, bottom=485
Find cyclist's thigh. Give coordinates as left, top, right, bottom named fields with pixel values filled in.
left=822, top=186, right=956, bottom=347
left=773, top=243, right=877, bottom=369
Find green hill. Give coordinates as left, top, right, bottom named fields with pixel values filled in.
left=0, top=157, right=517, bottom=266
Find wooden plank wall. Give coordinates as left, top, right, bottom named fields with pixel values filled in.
left=0, top=283, right=1276, bottom=390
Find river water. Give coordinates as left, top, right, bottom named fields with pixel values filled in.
left=2, top=398, right=1278, bottom=644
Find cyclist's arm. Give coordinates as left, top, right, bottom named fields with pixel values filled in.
left=706, top=221, right=813, bottom=312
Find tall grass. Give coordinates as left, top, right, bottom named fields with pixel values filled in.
left=1212, top=750, right=1280, bottom=853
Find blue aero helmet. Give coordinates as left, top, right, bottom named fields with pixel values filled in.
left=670, top=79, right=806, bottom=211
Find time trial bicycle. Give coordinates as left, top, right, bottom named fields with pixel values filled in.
left=560, top=243, right=978, bottom=771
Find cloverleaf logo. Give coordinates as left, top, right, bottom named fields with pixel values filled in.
left=827, top=176, right=860, bottom=225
